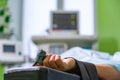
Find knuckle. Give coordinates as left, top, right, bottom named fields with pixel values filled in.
left=55, top=58, right=61, bottom=62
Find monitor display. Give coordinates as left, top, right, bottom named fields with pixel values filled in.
left=3, top=45, right=15, bottom=53
left=51, top=11, right=79, bottom=31
left=49, top=45, right=65, bottom=55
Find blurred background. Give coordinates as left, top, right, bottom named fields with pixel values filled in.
left=0, top=0, right=120, bottom=80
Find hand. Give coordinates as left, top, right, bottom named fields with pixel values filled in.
left=42, top=54, right=76, bottom=71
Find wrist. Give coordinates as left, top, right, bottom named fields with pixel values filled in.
left=63, top=57, right=77, bottom=71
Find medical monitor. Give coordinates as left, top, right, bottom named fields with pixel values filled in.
left=50, top=11, right=79, bottom=35
left=0, top=40, right=24, bottom=64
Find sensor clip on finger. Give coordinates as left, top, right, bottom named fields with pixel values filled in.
left=33, top=50, right=46, bottom=66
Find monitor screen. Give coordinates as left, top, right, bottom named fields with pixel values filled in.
left=51, top=11, right=79, bottom=30
left=3, top=45, right=15, bottom=53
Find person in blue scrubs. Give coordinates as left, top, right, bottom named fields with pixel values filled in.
left=36, top=54, right=120, bottom=80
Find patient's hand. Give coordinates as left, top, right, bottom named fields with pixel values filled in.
left=35, top=54, right=120, bottom=80
left=42, top=54, right=76, bottom=71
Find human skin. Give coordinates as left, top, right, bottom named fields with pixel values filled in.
left=36, top=54, right=120, bottom=80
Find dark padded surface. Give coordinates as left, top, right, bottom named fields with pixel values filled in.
left=4, top=66, right=80, bottom=80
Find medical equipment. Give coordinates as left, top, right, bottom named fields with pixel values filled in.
left=38, top=43, right=68, bottom=55
left=33, top=50, right=46, bottom=66
left=50, top=11, right=79, bottom=35
left=0, top=40, right=24, bottom=64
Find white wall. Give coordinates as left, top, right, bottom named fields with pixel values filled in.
left=22, top=0, right=56, bottom=58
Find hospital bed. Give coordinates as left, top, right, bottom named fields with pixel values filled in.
left=4, top=62, right=99, bottom=80
left=4, top=66, right=80, bottom=80
left=4, top=49, right=99, bottom=80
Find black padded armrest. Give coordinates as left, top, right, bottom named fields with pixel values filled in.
left=4, top=66, right=80, bottom=80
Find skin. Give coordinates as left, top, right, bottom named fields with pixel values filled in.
left=36, top=54, right=120, bottom=80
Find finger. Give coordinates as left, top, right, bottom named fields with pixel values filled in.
left=48, top=55, right=58, bottom=69
left=55, top=56, right=63, bottom=66
left=54, top=55, right=66, bottom=70
left=55, top=55, right=61, bottom=61
left=43, top=54, right=52, bottom=67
